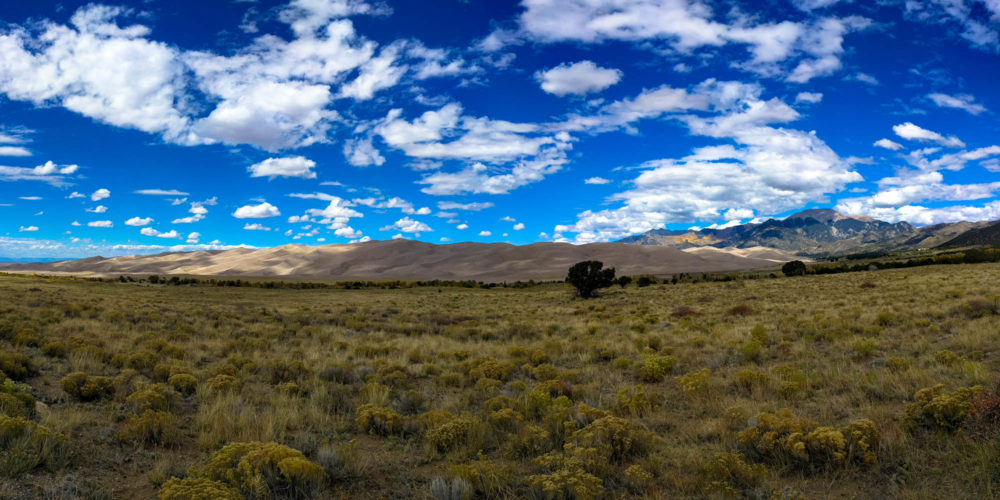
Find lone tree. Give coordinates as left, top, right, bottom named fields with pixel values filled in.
left=782, top=260, right=807, bottom=277
left=567, top=260, right=616, bottom=298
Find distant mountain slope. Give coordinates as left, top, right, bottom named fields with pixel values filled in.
left=939, top=220, right=1000, bottom=248
left=620, top=209, right=915, bottom=256
left=0, top=239, right=789, bottom=281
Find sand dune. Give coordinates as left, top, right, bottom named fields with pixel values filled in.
left=682, top=246, right=807, bottom=263
left=0, top=239, right=792, bottom=281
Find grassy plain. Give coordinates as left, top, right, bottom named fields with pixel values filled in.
left=1, top=262, right=1000, bottom=499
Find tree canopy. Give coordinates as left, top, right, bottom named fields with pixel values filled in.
left=566, top=260, right=616, bottom=298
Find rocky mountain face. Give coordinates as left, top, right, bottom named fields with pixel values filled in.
left=619, top=209, right=927, bottom=256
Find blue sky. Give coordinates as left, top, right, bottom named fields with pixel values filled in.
left=2, top=0, right=1000, bottom=258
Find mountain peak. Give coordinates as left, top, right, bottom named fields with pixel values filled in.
left=785, top=209, right=874, bottom=224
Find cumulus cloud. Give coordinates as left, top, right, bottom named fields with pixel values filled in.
left=233, top=202, right=281, bottom=218
left=893, top=122, right=965, bottom=148
left=87, top=220, right=113, bottom=228
left=18, top=225, right=38, bottom=232
left=0, top=3, right=466, bottom=151
left=249, top=156, right=317, bottom=179
left=379, top=216, right=431, bottom=234
left=535, top=61, right=622, bottom=96
left=140, top=227, right=181, bottom=238
left=343, top=137, right=386, bottom=166
left=553, top=80, right=863, bottom=242
left=90, top=188, right=110, bottom=201
left=0, top=161, right=79, bottom=185
left=86, top=205, right=108, bottom=213
left=186, top=232, right=200, bottom=244
left=243, top=223, right=272, bottom=231
left=456, top=223, right=468, bottom=230
left=125, top=216, right=153, bottom=226
left=437, top=201, right=494, bottom=211
left=478, top=230, right=492, bottom=236
left=927, top=93, right=987, bottom=115
left=513, top=222, right=525, bottom=230
left=584, top=177, right=611, bottom=185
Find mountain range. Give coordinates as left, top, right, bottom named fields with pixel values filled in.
left=619, top=209, right=997, bottom=256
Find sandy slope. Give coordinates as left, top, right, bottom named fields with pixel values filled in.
left=682, top=246, right=807, bottom=263
left=0, top=239, right=791, bottom=281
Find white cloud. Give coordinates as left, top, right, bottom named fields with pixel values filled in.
left=139, top=227, right=181, bottom=239
left=0, top=161, right=78, bottom=185
left=86, top=205, right=108, bottom=213
left=134, top=189, right=189, bottom=196
left=893, top=122, right=965, bottom=148
left=249, top=156, right=317, bottom=179
left=19, top=196, right=41, bottom=201
left=513, top=222, right=525, bottom=230
left=18, top=225, right=38, bottom=232
left=553, top=80, right=863, bottom=243
left=0, top=146, right=30, bottom=156
left=927, top=93, right=987, bottom=115
left=90, top=188, right=110, bottom=201
left=243, top=223, right=272, bottom=231
left=437, top=201, right=494, bottom=211
left=87, top=220, right=113, bottom=228
left=795, top=92, right=823, bottom=103
left=535, top=60, right=622, bottom=96
left=874, top=138, right=904, bottom=151
left=233, top=202, right=281, bottom=218
left=846, top=72, right=879, bottom=85
left=125, top=216, right=153, bottom=226
left=334, top=226, right=363, bottom=238
left=478, top=230, right=491, bottom=236
left=186, top=232, right=200, bottom=244
left=343, top=137, right=386, bottom=166
left=67, top=192, right=85, bottom=199
left=456, top=223, right=469, bottom=230
left=584, top=177, right=611, bottom=185
left=379, top=216, right=431, bottom=234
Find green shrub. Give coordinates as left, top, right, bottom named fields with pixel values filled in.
left=203, top=375, right=240, bottom=396
left=158, top=477, right=241, bottom=500
left=0, top=415, right=69, bottom=477
left=0, top=379, right=35, bottom=418
left=528, top=450, right=604, bottom=500
left=0, top=352, right=36, bottom=381
left=904, top=384, right=984, bottom=432
left=41, top=342, right=67, bottom=358
left=469, top=358, right=517, bottom=381
left=677, top=369, right=713, bottom=395
left=60, top=372, right=115, bottom=401
left=126, top=386, right=174, bottom=413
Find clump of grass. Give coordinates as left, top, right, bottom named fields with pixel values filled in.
left=120, top=410, right=181, bottom=446
left=356, top=404, right=404, bottom=436
left=700, top=451, right=767, bottom=497
left=0, top=415, right=70, bottom=477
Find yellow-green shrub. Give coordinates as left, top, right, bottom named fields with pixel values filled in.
left=469, top=358, right=517, bottom=381
left=41, top=341, right=67, bottom=358
left=60, top=372, right=115, bottom=401
left=120, top=410, right=181, bottom=446
left=903, top=384, right=984, bottom=432
left=639, top=355, right=674, bottom=382
left=737, top=409, right=879, bottom=471
left=0, top=352, right=36, bottom=381
left=202, top=375, right=240, bottom=396
left=677, top=368, right=713, bottom=395
left=356, top=404, right=403, bottom=436
left=158, top=477, right=241, bottom=500
left=168, top=373, right=198, bottom=396
left=616, top=386, right=660, bottom=417
left=0, top=415, right=69, bottom=477
left=732, top=369, right=769, bottom=393
left=450, top=459, right=513, bottom=498
left=700, top=451, right=767, bottom=497
left=0, top=378, right=35, bottom=418
left=528, top=450, right=604, bottom=500
left=191, top=441, right=327, bottom=499
left=426, top=414, right=483, bottom=454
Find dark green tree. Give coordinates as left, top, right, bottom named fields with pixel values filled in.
left=781, top=260, right=807, bottom=277
left=616, top=276, right=633, bottom=288
left=566, top=260, right=616, bottom=298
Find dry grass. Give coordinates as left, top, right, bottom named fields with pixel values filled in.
left=1, top=263, right=999, bottom=498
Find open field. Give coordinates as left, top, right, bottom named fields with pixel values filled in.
left=2, top=263, right=1000, bottom=498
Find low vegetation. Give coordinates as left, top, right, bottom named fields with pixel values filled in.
left=2, top=261, right=1000, bottom=497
